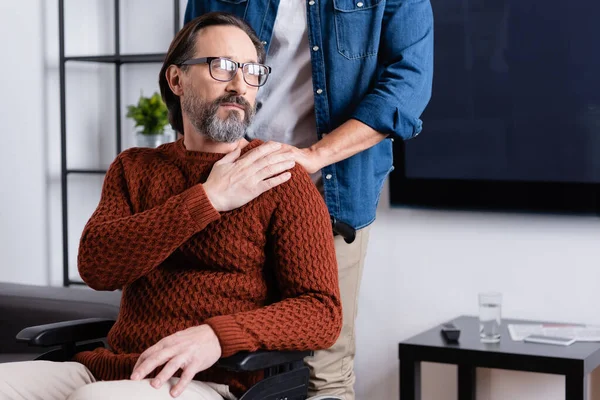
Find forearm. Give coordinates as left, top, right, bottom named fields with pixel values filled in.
left=310, top=118, right=388, bottom=169
left=78, top=185, right=220, bottom=290
left=205, top=292, right=341, bottom=357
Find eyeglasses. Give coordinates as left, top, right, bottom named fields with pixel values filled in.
left=180, top=57, right=271, bottom=87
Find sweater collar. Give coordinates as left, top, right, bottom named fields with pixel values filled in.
left=172, top=137, right=263, bottom=162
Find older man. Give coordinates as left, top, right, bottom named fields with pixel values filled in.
left=0, top=12, right=341, bottom=400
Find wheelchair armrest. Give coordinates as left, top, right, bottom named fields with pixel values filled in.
left=216, top=350, right=313, bottom=372
left=16, top=318, right=116, bottom=347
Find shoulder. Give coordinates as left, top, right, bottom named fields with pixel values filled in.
left=272, top=164, right=325, bottom=206
left=287, top=164, right=316, bottom=188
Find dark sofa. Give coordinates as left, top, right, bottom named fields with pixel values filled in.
left=0, top=282, right=120, bottom=362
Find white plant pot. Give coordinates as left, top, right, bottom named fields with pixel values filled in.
left=135, top=131, right=171, bottom=148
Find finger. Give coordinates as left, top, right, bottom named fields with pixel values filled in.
left=268, top=146, right=294, bottom=157
left=151, top=356, right=186, bottom=389
left=132, top=351, right=151, bottom=378
left=131, top=348, right=177, bottom=381
left=132, top=358, right=141, bottom=374
left=170, top=364, right=199, bottom=398
left=132, top=343, right=163, bottom=378
left=256, top=172, right=292, bottom=194
left=138, top=337, right=171, bottom=363
left=255, top=160, right=295, bottom=182
left=237, top=141, right=282, bottom=166
left=249, top=151, right=295, bottom=174
left=215, top=143, right=242, bottom=165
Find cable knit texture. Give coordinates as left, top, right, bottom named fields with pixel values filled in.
left=73, top=138, right=342, bottom=396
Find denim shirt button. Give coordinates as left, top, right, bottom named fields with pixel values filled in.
left=316, top=89, right=323, bottom=94
left=312, top=46, right=319, bottom=51
left=325, top=174, right=332, bottom=180
left=357, top=2, right=364, bottom=7
left=309, top=0, right=315, bottom=5
left=261, top=41, right=267, bottom=45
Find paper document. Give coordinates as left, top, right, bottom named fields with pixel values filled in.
left=508, top=323, right=600, bottom=342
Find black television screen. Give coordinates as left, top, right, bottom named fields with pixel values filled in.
left=389, top=0, right=600, bottom=214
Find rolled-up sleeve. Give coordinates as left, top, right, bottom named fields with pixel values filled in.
left=352, top=0, right=434, bottom=140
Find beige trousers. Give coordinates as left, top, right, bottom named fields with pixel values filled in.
left=0, top=361, right=236, bottom=400
left=306, top=226, right=371, bottom=400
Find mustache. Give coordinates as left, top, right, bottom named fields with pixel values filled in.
left=214, top=94, right=252, bottom=111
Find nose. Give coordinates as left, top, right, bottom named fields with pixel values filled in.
left=225, top=68, right=247, bottom=96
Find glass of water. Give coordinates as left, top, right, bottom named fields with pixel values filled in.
left=479, top=292, right=502, bottom=343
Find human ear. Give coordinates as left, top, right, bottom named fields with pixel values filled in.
left=166, top=65, right=184, bottom=96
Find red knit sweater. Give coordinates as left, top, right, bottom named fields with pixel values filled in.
left=73, top=139, right=342, bottom=395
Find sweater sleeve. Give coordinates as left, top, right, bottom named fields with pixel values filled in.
left=77, top=154, right=220, bottom=291
left=205, top=166, right=342, bottom=357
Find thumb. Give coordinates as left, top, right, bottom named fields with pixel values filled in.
left=216, top=142, right=242, bottom=165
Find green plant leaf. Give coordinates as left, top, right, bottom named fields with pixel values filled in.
left=125, top=91, right=169, bottom=135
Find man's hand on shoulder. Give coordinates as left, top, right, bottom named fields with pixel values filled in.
left=274, top=143, right=325, bottom=175
left=130, top=324, right=222, bottom=398
left=203, top=141, right=296, bottom=212
left=273, top=120, right=389, bottom=174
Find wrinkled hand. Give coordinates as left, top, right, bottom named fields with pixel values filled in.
left=273, top=143, right=323, bottom=175
left=130, top=325, right=222, bottom=398
left=203, top=141, right=295, bottom=212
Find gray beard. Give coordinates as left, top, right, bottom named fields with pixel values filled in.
left=202, top=108, right=247, bottom=143
left=182, top=93, right=253, bottom=143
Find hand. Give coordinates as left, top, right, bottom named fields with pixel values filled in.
left=203, top=141, right=295, bottom=212
left=273, top=144, right=323, bottom=175
left=130, top=325, right=222, bottom=398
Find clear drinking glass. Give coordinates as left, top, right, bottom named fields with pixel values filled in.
left=479, top=292, right=502, bottom=343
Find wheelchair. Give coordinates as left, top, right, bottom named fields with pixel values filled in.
left=16, top=318, right=342, bottom=400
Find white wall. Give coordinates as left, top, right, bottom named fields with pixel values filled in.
left=355, top=182, right=600, bottom=399
left=2, top=1, right=600, bottom=399
left=0, top=0, right=48, bottom=285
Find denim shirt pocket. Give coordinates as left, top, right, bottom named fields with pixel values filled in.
left=333, top=0, right=384, bottom=60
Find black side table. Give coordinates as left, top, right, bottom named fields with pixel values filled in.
left=399, top=315, right=600, bottom=400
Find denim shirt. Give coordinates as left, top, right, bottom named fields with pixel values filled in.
left=184, top=0, right=434, bottom=230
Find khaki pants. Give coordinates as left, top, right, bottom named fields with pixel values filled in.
left=306, top=226, right=371, bottom=400
left=0, top=361, right=235, bottom=400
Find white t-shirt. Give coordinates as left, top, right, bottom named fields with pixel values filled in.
left=247, top=1, right=322, bottom=188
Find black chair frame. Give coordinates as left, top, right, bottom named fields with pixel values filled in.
left=16, top=318, right=322, bottom=400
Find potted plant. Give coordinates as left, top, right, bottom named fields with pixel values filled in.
left=126, top=91, right=172, bottom=148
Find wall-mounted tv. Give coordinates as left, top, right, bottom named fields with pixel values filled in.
left=389, top=0, right=600, bottom=214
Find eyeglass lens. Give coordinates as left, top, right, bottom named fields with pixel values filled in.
left=209, top=58, right=268, bottom=86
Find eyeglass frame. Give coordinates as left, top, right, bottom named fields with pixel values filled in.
left=178, top=57, right=272, bottom=87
